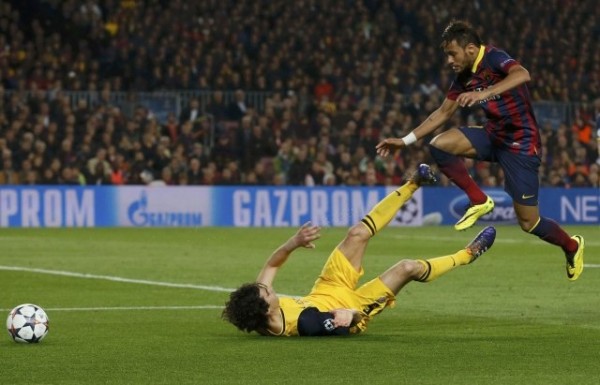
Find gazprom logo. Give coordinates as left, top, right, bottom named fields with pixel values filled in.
left=127, top=191, right=202, bottom=227
left=449, top=191, right=516, bottom=223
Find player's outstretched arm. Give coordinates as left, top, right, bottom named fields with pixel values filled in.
left=256, top=222, right=321, bottom=286
left=375, top=98, right=458, bottom=157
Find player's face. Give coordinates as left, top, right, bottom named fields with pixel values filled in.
left=443, top=40, right=472, bottom=74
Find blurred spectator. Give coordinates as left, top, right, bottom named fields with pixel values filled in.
left=86, top=161, right=112, bottom=185
left=226, top=90, right=248, bottom=121
left=162, top=113, right=180, bottom=143
left=179, top=98, right=201, bottom=125
left=0, top=157, right=18, bottom=184
left=211, top=134, right=237, bottom=170
left=0, top=0, right=597, bottom=189
left=187, top=157, right=204, bottom=185
left=87, top=148, right=112, bottom=179
left=206, top=91, right=228, bottom=122
left=287, top=145, right=312, bottom=185
left=246, top=124, right=277, bottom=167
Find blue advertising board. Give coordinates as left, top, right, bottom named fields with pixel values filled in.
left=0, top=187, right=115, bottom=227
left=422, top=187, right=599, bottom=226
left=0, top=186, right=597, bottom=228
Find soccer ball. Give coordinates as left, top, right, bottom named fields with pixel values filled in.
left=6, top=304, right=49, bottom=343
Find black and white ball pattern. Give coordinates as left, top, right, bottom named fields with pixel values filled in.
left=395, top=196, right=420, bottom=224
left=6, top=304, right=49, bottom=343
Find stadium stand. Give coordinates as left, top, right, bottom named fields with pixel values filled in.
left=0, top=0, right=598, bottom=187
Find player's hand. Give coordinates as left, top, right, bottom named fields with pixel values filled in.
left=456, top=90, right=490, bottom=107
left=331, top=309, right=359, bottom=328
left=291, top=222, right=321, bottom=249
left=375, top=138, right=405, bottom=157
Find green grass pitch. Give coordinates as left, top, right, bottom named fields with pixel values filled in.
left=0, top=225, right=598, bottom=385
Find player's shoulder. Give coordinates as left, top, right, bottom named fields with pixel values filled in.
left=485, top=45, right=502, bottom=53
left=484, top=45, right=518, bottom=70
left=484, top=45, right=512, bottom=60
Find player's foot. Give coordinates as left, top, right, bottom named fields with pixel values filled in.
left=410, top=164, right=437, bottom=186
left=566, top=235, right=584, bottom=281
left=465, top=226, right=496, bottom=263
left=454, top=196, right=495, bottom=231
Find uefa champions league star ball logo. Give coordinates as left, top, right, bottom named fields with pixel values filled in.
left=396, top=197, right=420, bottom=224
left=6, top=304, right=49, bottom=343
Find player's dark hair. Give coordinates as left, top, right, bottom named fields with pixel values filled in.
left=222, top=283, right=269, bottom=333
left=441, top=20, right=482, bottom=48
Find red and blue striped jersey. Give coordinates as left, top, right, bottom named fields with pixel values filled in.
left=447, top=45, right=541, bottom=156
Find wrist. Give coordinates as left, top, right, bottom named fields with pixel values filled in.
left=282, top=238, right=299, bottom=252
left=286, top=239, right=299, bottom=251
left=401, top=132, right=417, bottom=146
left=350, top=310, right=362, bottom=326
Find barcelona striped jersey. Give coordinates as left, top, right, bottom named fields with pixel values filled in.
left=447, top=45, right=541, bottom=156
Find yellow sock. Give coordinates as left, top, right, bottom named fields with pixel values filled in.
left=361, top=181, right=418, bottom=236
left=416, top=250, right=471, bottom=282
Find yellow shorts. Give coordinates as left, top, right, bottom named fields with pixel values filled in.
left=303, top=247, right=396, bottom=333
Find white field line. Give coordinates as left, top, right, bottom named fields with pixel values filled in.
left=0, top=265, right=298, bottom=298
left=0, top=305, right=223, bottom=312
left=0, top=263, right=598, bottom=314
left=0, top=265, right=236, bottom=292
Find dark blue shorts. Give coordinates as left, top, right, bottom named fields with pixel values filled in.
left=459, top=126, right=541, bottom=206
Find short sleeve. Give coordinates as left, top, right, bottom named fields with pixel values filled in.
left=297, top=307, right=350, bottom=336
left=487, top=49, right=519, bottom=74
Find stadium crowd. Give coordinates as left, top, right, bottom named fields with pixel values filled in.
left=0, top=0, right=598, bottom=187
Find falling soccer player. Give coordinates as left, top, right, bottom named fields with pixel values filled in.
left=223, top=164, right=497, bottom=336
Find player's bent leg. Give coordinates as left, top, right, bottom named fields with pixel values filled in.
left=416, top=226, right=496, bottom=283
left=341, top=164, right=436, bottom=272
left=379, top=260, right=425, bottom=294
left=514, top=203, right=540, bottom=231
left=519, top=204, right=583, bottom=281
left=379, top=226, right=496, bottom=293
left=430, top=128, right=493, bottom=231
left=337, top=223, right=371, bottom=272
left=429, top=128, right=479, bottom=157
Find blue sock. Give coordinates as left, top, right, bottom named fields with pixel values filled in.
left=529, top=217, right=578, bottom=256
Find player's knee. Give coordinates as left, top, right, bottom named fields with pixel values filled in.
left=347, top=223, right=371, bottom=242
left=517, top=217, right=537, bottom=232
left=429, top=141, right=442, bottom=153
left=393, top=259, right=422, bottom=280
left=429, top=142, right=453, bottom=163
left=429, top=132, right=453, bottom=151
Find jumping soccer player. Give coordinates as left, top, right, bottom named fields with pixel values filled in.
left=223, top=164, right=497, bottom=336
left=375, top=20, right=584, bottom=281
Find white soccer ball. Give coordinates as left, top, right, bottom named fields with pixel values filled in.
left=6, top=304, right=49, bottom=343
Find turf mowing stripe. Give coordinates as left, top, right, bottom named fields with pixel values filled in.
left=0, top=305, right=223, bottom=312
left=0, top=265, right=236, bottom=292
left=584, top=264, right=600, bottom=268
